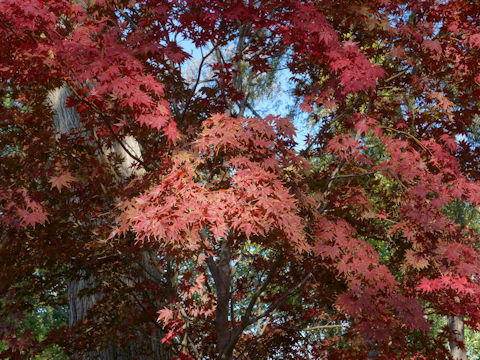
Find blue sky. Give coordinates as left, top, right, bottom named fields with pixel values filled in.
left=180, top=38, right=311, bottom=148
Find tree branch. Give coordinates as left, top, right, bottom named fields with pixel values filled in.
left=318, top=128, right=362, bottom=212
left=247, top=272, right=312, bottom=326
left=246, top=102, right=261, bottom=118
left=239, top=255, right=281, bottom=330
left=332, top=168, right=389, bottom=180
left=66, top=83, right=149, bottom=170
left=181, top=45, right=218, bottom=122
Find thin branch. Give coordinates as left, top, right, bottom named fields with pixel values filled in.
left=234, top=325, right=281, bottom=360
left=299, top=113, right=347, bottom=157
left=380, top=125, right=431, bottom=154
left=239, top=256, right=281, bottom=330
left=303, top=324, right=343, bottom=331
left=206, top=256, right=220, bottom=284
left=246, top=102, right=261, bottom=118
left=181, top=45, right=218, bottom=122
left=91, top=127, right=121, bottom=182
left=121, top=11, right=139, bottom=31
left=222, top=256, right=282, bottom=358
left=187, top=335, right=201, bottom=359
left=247, top=272, right=312, bottom=326
left=259, top=310, right=273, bottom=335
left=115, top=277, right=164, bottom=330
left=232, top=24, right=251, bottom=93
left=382, top=69, right=408, bottom=83
left=332, top=168, right=389, bottom=180
left=318, top=128, right=362, bottom=212
left=67, top=83, right=149, bottom=169
left=230, top=253, right=244, bottom=277
left=132, top=254, right=165, bottom=286
left=214, top=47, right=235, bottom=114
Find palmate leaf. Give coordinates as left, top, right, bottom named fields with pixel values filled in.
left=2, top=0, right=480, bottom=358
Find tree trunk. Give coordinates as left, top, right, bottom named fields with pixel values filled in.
left=48, top=86, right=170, bottom=360
left=206, top=242, right=233, bottom=360
left=448, top=315, right=467, bottom=360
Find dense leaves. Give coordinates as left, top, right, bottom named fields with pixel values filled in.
left=2, top=0, right=480, bottom=359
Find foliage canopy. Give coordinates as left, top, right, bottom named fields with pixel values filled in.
left=2, top=0, right=480, bottom=359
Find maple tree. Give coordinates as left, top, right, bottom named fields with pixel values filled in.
left=2, top=0, right=480, bottom=359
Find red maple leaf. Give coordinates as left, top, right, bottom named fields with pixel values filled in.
left=157, top=307, right=174, bottom=325
left=50, top=171, right=76, bottom=191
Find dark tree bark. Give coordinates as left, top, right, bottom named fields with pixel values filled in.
left=206, top=242, right=233, bottom=360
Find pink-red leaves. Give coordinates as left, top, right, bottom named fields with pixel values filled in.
left=439, top=134, right=457, bottom=153
left=16, top=206, right=48, bottom=228
left=157, top=308, right=175, bottom=325
left=117, top=114, right=308, bottom=252
left=49, top=171, right=76, bottom=191
left=1, top=190, right=49, bottom=228
left=4, top=0, right=480, bottom=358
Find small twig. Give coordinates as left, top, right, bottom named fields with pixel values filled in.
left=318, top=129, right=363, bottom=212
left=259, top=310, right=274, bottom=335
left=332, top=168, right=389, bottom=180
left=115, top=277, right=164, bottom=330
left=390, top=171, right=408, bottom=189
left=92, top=127, right=121, bottom=182
left=247, top=272, right=312, bottom=326
left=240, top=256, right=281, bottom=329
left=303, top=324, right=343, bottom=331
left=246, top=102, right=261, bottom=118
left=382, top=69, right=408, bottom=83
left=122, top=11, right=139, bottom=31
left=234, top=325, right=280, bottom=360
left=181, top=45, right=218, bottom=122
left=300, top=113, right=347, bottom=157
left=380, top=125, right=430, bottom=154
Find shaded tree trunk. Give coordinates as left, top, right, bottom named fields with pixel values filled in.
left=48, top=86, right=170, bottom=360
left=448, top=315, right=467, bottom=360
left=206, top=242, right=233, bottom=360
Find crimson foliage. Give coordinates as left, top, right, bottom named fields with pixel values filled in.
left=2, top=0, right=480, bottom=359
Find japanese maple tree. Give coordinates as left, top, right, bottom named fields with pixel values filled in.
left=2, top=0, right=480, bottom=359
